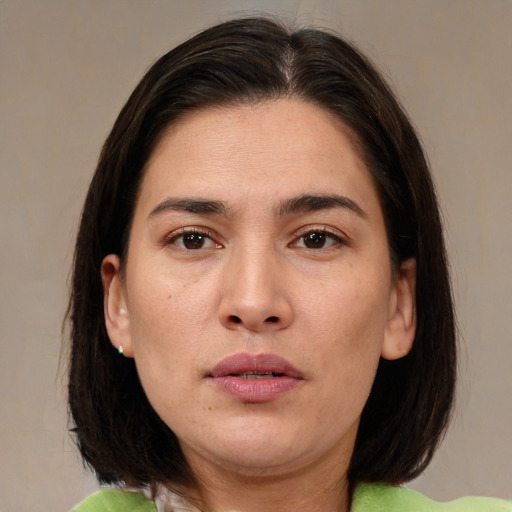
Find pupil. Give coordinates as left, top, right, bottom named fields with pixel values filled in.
left=184, top=233, right=204, bottom=249
left=304, top=232, right=325, bottom=248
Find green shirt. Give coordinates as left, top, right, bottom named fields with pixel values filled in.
left=72, top=483, right=512, bottom=511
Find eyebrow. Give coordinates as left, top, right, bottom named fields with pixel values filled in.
left=277, top=194, right=367, bottom=219
left=148, top=193, right=366, bottom=220
left=148, top=198, right=227, bottom=219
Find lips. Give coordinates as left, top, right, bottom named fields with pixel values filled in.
left=209, top=353, right=303, bottom=403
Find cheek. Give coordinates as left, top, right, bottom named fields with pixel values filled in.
left=124, top=264, right=225, bottom=416
left=306, top=269, right=390, bottom=340
left=304, top=271, right=390, bottom=390
left=127, top=266, right=218, bottom=350
left=126, top=279, right=204, bottom=420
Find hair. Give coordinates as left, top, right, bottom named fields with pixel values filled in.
left=68, top=17, right=456, bottom=490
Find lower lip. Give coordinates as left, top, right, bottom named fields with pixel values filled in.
left=212, top=376, right=301, bottom=403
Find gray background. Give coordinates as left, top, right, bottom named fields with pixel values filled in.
left=1, top=1, right=511, bottom=510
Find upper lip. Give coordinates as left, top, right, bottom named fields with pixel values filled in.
left=209, top=352, right=302, bottom=379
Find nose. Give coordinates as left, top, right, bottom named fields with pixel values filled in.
left=218, top=246, right=293, bottom=333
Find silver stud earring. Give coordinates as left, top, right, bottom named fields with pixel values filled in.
left=118, top=345, right=124, bottom=356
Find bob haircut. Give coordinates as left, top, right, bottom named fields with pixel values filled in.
left=68, top=17, right=456, bottom=489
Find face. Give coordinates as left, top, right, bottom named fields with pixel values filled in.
left=102, top=99, right=415, bottom=482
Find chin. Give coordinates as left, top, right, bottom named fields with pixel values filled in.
left=189, top=429, right=333, bottom=479
left=209, top=448, right=309, bottom=478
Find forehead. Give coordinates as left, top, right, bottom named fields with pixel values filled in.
left=137, top=99, right=379, bottom=216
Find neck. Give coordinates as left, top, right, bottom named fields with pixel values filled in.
left=182, top=454, right=351, bottom=512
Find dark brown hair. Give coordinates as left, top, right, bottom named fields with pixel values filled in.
left=68, top=17, right=456, bottom=489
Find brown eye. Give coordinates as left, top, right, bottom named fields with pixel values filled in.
left=182, top=233, right=206, bottom=249
left=303, top=232, right=328, bottom=249
left=167, top=230, right=220, bottom=250
left=294, top=230, right=342, bottom=250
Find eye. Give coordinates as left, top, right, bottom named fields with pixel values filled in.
left=292, top=229, right=343, bottom=250
left=165, top=229, right=221, bottom=250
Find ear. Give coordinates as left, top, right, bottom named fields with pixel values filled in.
left=101, top=254, right=134, bottom=358
left=381, top=258, right=417, bottom=360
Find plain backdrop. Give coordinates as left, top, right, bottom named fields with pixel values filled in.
left=1, top=1, right=511, bottom=510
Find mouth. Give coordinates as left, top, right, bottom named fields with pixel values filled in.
left=228, top=371, right=285, bottom=379
left=209, top=352, right=302, bottom=379
left=208, top=353, right=303, bottom=403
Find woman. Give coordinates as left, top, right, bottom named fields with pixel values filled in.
left=68, top=17, right=511, bottom=512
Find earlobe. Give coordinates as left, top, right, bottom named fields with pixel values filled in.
left=381, top=258, right=417, bottom=360
left=101, top=254, right=134, bottom=358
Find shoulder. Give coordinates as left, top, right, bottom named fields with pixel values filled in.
left=71, top=489, right=157, bottom=512
left=352, top=483, right=512, bottom=512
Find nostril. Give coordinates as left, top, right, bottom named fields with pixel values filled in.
left=265, top=316, right=279, bottom=323
left=229, top=315, right=242, bottom=324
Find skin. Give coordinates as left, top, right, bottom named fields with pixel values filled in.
left=102, top=99, right=416, bottom=512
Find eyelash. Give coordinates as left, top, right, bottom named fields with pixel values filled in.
left=291, top=227, right=346, bottom=250
left=163, top=226, right=347, bottom=251
left=164, top=227, right=221, bottom=250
